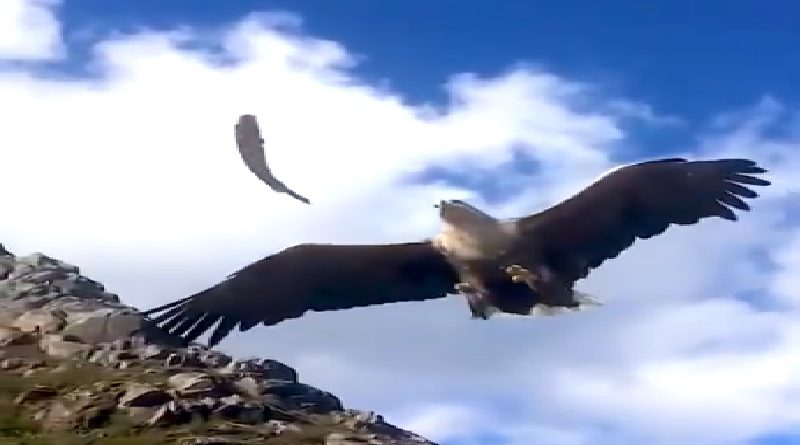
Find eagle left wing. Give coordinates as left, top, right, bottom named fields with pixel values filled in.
left=141, top=241, right=459, bottom=347
left=511, top=157, right=770, bottom=283
left=234, top=114, right=311, bottom=204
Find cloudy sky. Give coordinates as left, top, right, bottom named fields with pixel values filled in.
left=2, top=1, right=800, bottom=444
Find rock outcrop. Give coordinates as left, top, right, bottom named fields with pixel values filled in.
left=0, top=243, right=435, bottom=444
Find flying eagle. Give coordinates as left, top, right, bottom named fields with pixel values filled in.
left=235, top=114, right=311, bottom=204
left=143, top=157, right=770, bottom=347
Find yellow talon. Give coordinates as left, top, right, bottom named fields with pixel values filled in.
left=504, top=265, right=527, bottom=275
left=505, top=265, right=536, bottom=279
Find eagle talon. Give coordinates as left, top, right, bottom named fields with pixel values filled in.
left=504, top=264, right=539, bottom=284
left=504, top=265, right=527, bottom=275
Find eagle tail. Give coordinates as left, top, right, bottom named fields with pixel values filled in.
left=572, top=290, right=603, bottom=307
left=523, top=290, right=602, bottom=317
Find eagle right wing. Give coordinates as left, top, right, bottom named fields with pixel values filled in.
left=511, top=157, right=770, bottom=284
left=142, top=241, right=459, bottom=347
left=234, top=114, right=311, bottom=204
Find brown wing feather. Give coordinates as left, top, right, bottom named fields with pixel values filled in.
left=514, top=157, right=770, bottom=283
left=234, top=114, right=310, bottom=204
left=143, top=241, right=458, bottom=347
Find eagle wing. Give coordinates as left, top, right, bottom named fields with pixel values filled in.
left=142, top=241, right=459, bottom=347
left=234, top=114, right=311, bottom=204
left=513, top=157, right=770, bottom=283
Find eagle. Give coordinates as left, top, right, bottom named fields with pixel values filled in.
left=235, top=114, right=311, bottom=204
left=143, top=157, right=770, bottom=347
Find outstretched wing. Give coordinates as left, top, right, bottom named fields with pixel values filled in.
left=142, top=241, right=459, bottom=347
left=234, top=114, right=311, bottom=204
left=513, top=157, right=770, bottom=283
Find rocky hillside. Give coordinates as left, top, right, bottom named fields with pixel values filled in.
left=0, top=243, right=436, bottom=445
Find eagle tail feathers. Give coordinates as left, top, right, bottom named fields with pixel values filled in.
left=474, top=290, right=603, bottom=319
left=572, top=290, right=603, bottom=307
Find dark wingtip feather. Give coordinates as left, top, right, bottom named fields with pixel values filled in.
left=141, top=293, right=222, bottom=346
left=158, top=309, right=193, bottom=334
left=239, top=319, right=259, bottom=331
left=148, top=304, right=187, bottom=325
left=208, top=317, right=238, bottom=348
left=717, top=191, right=750, bottom=211
left=709, top=158, right=771, bottom=218
left=167, top=312, right=205, bottom=336
left=728, top=173, right=770, bottom=187
left=715, top=200, right=738, bottom=220
left=142, top=294, right=195, bottom=316
left=717, top=160, right=770, bottom=207
left=183, top=314, right=221, bottom=345
left=722, top=158, right=770, bottom=176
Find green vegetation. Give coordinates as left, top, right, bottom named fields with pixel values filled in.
left=0, top=360, right=350, bottom=445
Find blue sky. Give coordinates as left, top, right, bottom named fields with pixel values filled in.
left=52, top=0, right=800, bottom=180
left=58, top=1, right=800, bottom=116
left=2, top=1, right=800, bottom=445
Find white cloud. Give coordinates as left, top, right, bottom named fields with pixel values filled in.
left=0, top=0, right=62, bottom=60
left=400, top=404, right=484, bottom=441
left=2, top=2, right=800, bottom=445
left=771, top=233, right=800, bottom=308
left=396, top=404, right=592, bottom=445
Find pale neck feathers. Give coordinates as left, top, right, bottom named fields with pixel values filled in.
left=433, top=218, right=518, bottom=260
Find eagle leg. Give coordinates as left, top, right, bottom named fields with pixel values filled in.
left=453, top=282, right=493, bottom=320
left=454, top=282, right=478, bottom=294
left=464, top=293, right=492, bottom=320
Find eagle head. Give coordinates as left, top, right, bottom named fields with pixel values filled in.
left=434, top=199, right=493, bottom=225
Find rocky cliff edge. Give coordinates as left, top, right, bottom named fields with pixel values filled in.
left=0, top=243, right=436, bottom=445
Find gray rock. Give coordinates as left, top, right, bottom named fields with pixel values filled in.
left=234, top=376, right=263, bottom=397
left=263, top=381, right=343, bottom=413
left=163, top=351, right=204, bottom=368
left=167, top=372, right=218, bottom=395
left=126, top=406, right=160, bottom=425
left=12, top=310, right=65, bottom=333
left=0, top=309, right=22, bottom=326
left=180, top=438, right=250, bottom=445
left=119, top=383, right=173, bottom=407
left=326, top=432, right=383, bottom=445
left=200, top=350, right=233, bottom=368
left=0, top=358, right=25, bottom=370
left=214, top=395, right=267, bottom=424
left=60, top=312, right=142, bottom=344
left=145, top=400, right=190, bottom=426
left=260, top=359, right=298, bottom=382
left=267, top=419, right=302, bottom=435
left=0, top=326, right=32, bottom=346
left=334, top=410, right=385, bottom=430
left=15, top=269, right=70, bottom=284
left=15, top=252, right=79, bottom=273
left=143, top=344, right=171, bottom=359
left=0, top=262, right=12, bottom=280
left=39, top=334, right=92, bottom=359
left=14, top=385, right=59, bottom=405
left=0, top=244, right=439, bottom=445
left=39, top=400, right=75, bottom=432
